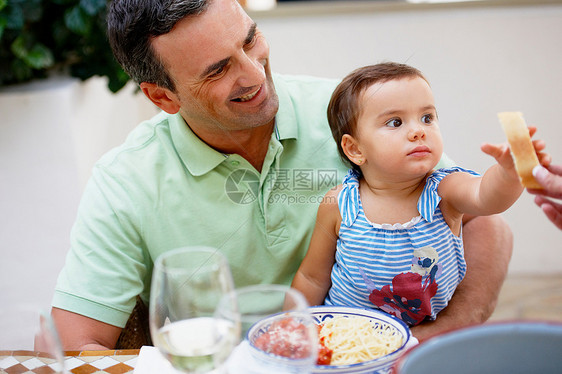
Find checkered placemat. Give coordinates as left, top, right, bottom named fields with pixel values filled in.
left=0, top=350, right=138, bottom=374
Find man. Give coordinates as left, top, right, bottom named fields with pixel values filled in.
left=51, top=0, right=513, bottom=349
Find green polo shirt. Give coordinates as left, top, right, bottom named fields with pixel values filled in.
left=53, top=74, right=348, bottom=327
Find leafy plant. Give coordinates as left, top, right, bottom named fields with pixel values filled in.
left=0, top=0, right=130, bottom=92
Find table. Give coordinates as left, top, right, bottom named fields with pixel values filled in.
left=0, top=349, right=139, bottom=374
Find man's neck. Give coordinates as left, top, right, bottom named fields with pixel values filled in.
left=187, top=120, right=275, bottom=172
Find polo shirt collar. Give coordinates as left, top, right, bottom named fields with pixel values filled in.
left=273, top=73, right=298, bottom=141
left=170, top=113, right=227, bottom=176
left=170, top=75, right=298, bottom=176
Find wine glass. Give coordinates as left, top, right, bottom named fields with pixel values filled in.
left=219, top=285, right=318, bottom=374
left=149, top=247, right=241, bottom=373
left=35, top=310, right=69, bottom=374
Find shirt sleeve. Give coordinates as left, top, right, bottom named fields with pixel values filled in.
left=52, top=165, right=150, bottom=327
left=418, top=166, right=481, bottom=222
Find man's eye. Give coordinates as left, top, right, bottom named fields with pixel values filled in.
left=421, top=114, right=434, bottom=124
left=385, top=118, right=402, bottom=128
left=210, top=66, right=225, bottom=78
left=244, top=35, right=258, bottom=51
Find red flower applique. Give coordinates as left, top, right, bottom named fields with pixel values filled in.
left=368, top=272, right=438, bottom=326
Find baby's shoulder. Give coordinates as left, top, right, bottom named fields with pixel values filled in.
left=324, top=184, right=343, bottom=199
left=318, top=185, right=343, bottom=212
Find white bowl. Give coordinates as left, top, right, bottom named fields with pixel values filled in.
left=247, top=305, right=411, bottom=374
left=393, top=321, right=562, bottom=374
left=246, top=310, right=318, bottom=373
left=310, top=306, right=411, bottom=374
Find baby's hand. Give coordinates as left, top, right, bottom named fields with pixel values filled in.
left=481, top=142, right=518, bottom=176
left=481, top=126, right=549, bottom=184
left=526, top=126, right=551, bottom=167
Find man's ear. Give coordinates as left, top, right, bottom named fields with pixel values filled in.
left=341, top=134, right=364, bottom=166
left=140, top=82, right=181, bottom=114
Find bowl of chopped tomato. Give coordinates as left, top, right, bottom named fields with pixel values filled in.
left=247, top=311, right=319, bottom=372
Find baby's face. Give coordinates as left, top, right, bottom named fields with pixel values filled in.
left=353, top=76, right=444, bottom=181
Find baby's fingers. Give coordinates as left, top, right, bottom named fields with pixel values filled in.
left=531, top=138, right=551, bottom=167
left=537, top=151, right=552, bottom=167
left=527, top=126, right=550, bottom=166
left=532, top=138, right=546, bottom=152
left=481, top=142, right=509, bottom=159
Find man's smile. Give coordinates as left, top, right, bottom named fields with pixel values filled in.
left=232, top=86, right=261, bottom=102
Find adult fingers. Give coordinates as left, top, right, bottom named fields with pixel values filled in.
left=532, top=166, right=562, bottom=199
left=540, top=201, right=562, bottom=230
left=547, top=164, right=562, bottom=176
left=534, top=195, right=562, bottom=229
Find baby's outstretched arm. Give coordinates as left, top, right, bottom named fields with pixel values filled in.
left=439, top=139, right=540, bottom=217
left=478, top=141, right=525, bottom=212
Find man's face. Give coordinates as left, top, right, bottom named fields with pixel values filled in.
left=151, top=0, right=278, bottom=133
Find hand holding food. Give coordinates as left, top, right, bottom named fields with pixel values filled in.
left=497, top=112, right=542, bottom=188
left=528, top=164, right=562, bottom=230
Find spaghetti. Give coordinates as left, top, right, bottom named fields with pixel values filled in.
left=318, top=316, right=403, bottom=365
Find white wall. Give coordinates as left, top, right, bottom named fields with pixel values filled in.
left=253, top=2, right=562, bottom=273
left=0, top=77, right=157, bottom=350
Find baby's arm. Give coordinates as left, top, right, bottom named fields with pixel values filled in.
left=291, top=187, right=341, bottom=306
left=439, top=140, right=536, bottom=216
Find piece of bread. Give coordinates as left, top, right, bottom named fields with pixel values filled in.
left=498, top=112, right=542, bottom=189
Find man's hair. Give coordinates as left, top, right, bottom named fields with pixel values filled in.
left=107, top=0, right=210, bottom=92
left=327, top=62, right=427, bottom=173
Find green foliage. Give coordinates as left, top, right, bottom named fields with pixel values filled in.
left=0, top=0, right=130, bottom=92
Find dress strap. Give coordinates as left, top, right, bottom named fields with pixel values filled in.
left=418, top=167, right=481, bottom=222
left=338, top=169, right=361, bottom=227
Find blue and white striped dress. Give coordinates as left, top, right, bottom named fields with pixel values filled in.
left=324, top=167, right=480, bottom=326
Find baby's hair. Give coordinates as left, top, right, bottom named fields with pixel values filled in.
left=327, top=62, right=427, bottom=173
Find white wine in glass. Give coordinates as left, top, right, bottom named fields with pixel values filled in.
left=149, top=247, right=241, bottom=373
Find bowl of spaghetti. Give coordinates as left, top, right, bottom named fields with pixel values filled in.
left=247, top=305, right=412, bottom=374
left=310, top=306, right=411, bottom=374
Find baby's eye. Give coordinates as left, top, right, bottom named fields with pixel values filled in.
left=421, top=114, right=434, bottom=124
left=385, top=118, right=402, bottom=128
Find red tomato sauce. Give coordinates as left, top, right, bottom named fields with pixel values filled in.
left=317, top=323, right=333, bottom=365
